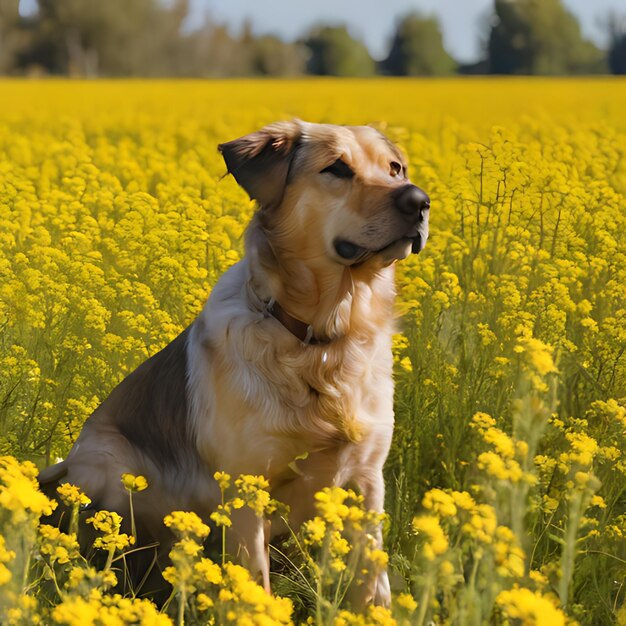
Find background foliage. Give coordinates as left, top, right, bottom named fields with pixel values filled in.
left=1, top=0, right=626, bottom=76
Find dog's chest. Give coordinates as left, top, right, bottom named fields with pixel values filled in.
left=198, top=329, right=394, bottom=477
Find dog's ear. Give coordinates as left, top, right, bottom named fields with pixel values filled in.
left=218, top=120, right=302, bottom=209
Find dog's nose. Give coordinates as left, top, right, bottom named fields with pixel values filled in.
left=394, top=185, right=430, bottom=217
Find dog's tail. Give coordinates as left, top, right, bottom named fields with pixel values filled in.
left=38, top=460, right=69, bottom=503
left=37, top=460, right=72, bottom=526
left=38, top=460, right=69, bottom=488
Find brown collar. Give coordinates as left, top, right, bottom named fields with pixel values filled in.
left=265, top=299, right=331, bottom=345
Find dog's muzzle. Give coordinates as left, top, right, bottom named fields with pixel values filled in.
left=334, top=184, right=430, bottom=263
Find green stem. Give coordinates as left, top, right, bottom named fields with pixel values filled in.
left=177, top=582, right=186, bottom=626
left=46, top=560, right=64, bottom=599
left=414, top=571, right=434, bottom=626
left=316, top=534, right=331, bottom=626
left=315, top=574, right=324, bottom=626
left=104, top=546, right=116, bottom=571
left=466, top=555, right=482, bottom=626
left=21, top=545, right=31, bottom=592
left=128, top=491, right=137, bottom=541
left=558, top=491, right=582, bottom=609
left=221, top=488, right=226, bottom=567
left=69, top=503, right=79, bottom=537
left=510, top=482, right=529, bottom=571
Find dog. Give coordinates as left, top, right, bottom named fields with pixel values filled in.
left=38, top=120, right=430, bottom=607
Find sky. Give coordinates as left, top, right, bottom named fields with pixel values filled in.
left=185, top=0, right=626, bottom=62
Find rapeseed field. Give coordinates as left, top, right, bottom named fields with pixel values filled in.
left=0, top=79, right=625, bottom=625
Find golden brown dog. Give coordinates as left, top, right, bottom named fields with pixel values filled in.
left=38, top=120, right=430, bottom=606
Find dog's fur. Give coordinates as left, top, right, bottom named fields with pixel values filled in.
left=38, top=120, right=430, bottom=607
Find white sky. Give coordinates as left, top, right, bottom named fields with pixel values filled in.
left=185, top=0, right=626, bottom=62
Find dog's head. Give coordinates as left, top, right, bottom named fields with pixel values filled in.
left=219, top=120, right=430, bottom=269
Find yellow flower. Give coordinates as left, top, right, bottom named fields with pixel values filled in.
left=461, top=503, right=498, bottom=544
left=0, top=456, right=57, bottom=522
left=86, top=510, right=122, bottom=534
left=162, top=565, right=179, bottom=586
left=496, top=587, right=565, bottom=626
left=471, top=412, right=497, bottom=430
left=177, top=537, right=203, bottom=557
left=330, top=557, right=347, bottom=572
left=329, top=531, right=351, bottom=557
left=66, top=565, right=117, bottom=591
left=366, top=605, right=397, bottom=625
left=542, top=495, right=559, bottom=513
left=515, top=337, right=558, bottom=376
left=412, top=515, right=448, bottom=560
left=482, top=428, right=516, bottom=459
left=563, top=432, right=599, bottom=467
left=529, top=569, right=549, bottom=589
left=86, top=510, right=134, bottom=552
left=422, top=488, right=457, bottom=517
left=314, top=487, right=353, bottom=529
left=163, top=510, right=210, bottom=539
left=210, top=505, right=232, bottom=528
left=477, top=451, right=523, bottom=482
left=38, top=524, right=80, bottom=565
left=302, top=517, right=327, bottom=545
left=194, top=558, right=222, bottom=585
left=494, top=526, right=525, bottom=578
left=196, top=592, right=214, bottom=610
left=574, top=471, right=590, bottom=487
left=56, top=483, right=91, bottom=508
left=451, top=490, right=476, bottom=511
left=399, top=357, right=412, bottom=372
left=51, top=597, right=100, bottom=625
left=120, top=473, right=148, bottom=492
left=0, top=535, right=15, bottom=585
left=590, top=495, right=606, bottom=508
left=234, top=474, right=275, bottom=516
left=218, top=562, right=293, bottom=623
left=92, top=532, right=134, bottom=552
left=395, top=592, right=417, bottom=612
left=0, top=563, right=11, bottom=586
left=365, top=547, right=389, bottom=569
left=213, top=471, right=231, bottom=490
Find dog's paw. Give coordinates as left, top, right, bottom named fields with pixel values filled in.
left=346, top=570, right=392, bottom=609
left=373, top=570, right=391, bottom=607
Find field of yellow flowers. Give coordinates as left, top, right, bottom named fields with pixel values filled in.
left=0, top=79, right=625, bottom=625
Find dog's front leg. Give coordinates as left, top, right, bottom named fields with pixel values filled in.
left=228, top=506, right=270, bottom=592
left=348, top=466, right=392, bottom=609
left=362, top=471, right=392, bottom=607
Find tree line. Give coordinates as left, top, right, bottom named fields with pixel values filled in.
left=0, top=0, right=625, bottom=77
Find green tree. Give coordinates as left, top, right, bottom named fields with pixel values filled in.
left=25, top=0, right=188, bottom=76
left=608, top=14, right=626, bottom=74
left=19, top=4, right=305, bottom=77
left=382, top=13, right=455, bottom=76
left=304, top=26, right=374, bottom=77
left=251, top=35, right=306, bottom=76
left=488, top=0, right=605, bottom=75
left=0, top=0, right=22, bottom=73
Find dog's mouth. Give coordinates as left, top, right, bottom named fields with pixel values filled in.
left=334, top=234, right=423, bottom=265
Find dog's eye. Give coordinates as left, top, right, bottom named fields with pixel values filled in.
left=390, top=161, right=402, bottom=177
left=320, top=159, right=354, bottom=179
